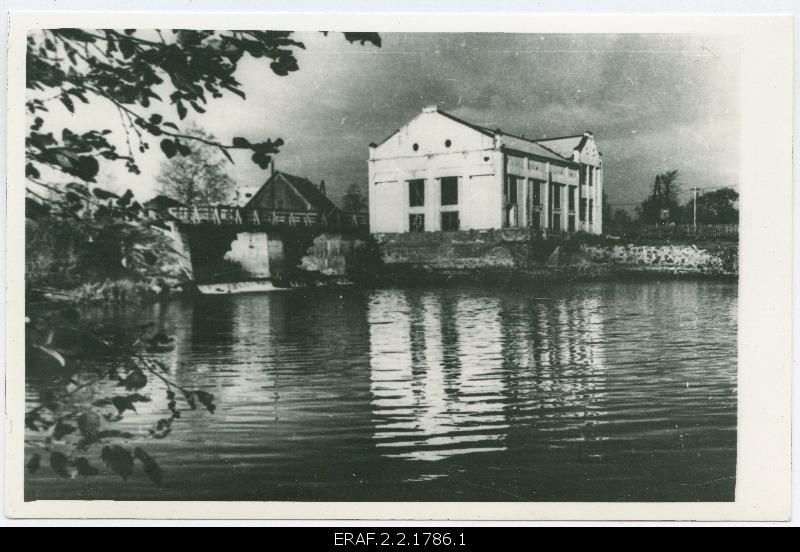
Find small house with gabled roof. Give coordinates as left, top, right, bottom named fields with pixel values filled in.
left=243, top=169, right=341, bottom=220
left=368, top=105, right=603, bottom=234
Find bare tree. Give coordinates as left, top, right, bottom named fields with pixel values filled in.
left=342, top=184, right=367, bottom=213
left=156, top=126, right=235, bottom=206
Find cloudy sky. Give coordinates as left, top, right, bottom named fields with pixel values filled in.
left=48, top=32, right=740, bottom=211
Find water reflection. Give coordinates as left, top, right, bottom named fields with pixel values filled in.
left=369, top=292, right=509, bottom=461
left=25, top=281, right=737, bottom=501
left=367, top=289, right=610, bottom=462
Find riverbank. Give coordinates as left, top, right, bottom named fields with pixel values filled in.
left=28, top=228, right=737, bottom=306
left=359, top=229, right=738, bottom=285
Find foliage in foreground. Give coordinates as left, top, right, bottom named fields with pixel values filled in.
left=26, top=29, right=380, bottom=189
left=26, top=306, right=216, bottom=485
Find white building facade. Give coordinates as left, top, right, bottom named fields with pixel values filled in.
left=368, top=105, right=603, bottom=234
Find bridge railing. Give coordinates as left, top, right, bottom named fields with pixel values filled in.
left=168, top=206, right=369, bottom=230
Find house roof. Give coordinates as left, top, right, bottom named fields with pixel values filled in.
left=143, top=194, right=186, bottom=211
left=436, top=111, right=573, bottom=162
left=497, top=133, right=575, bottom=164
left=375, top=107, right=583, bottom=165
left=533, top=135, right=588, bottom=159
left=439, top=110, right=573, bottom=163
left=244, top=171, right=340, bottom=215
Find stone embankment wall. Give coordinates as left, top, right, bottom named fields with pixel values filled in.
left=367, top=230, right=738, bottom=280
left=299, top=233, right=367, bottom=277
left=580, top=244, right=738, bottom=276
left=174, top=226, right=739, bottom=287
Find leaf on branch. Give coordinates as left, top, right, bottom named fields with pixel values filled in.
left=74, top=457, right=100, bottom=477
left=193, top=390, right=216, bottom=414
left=343, top=32, right=382, bottom=48
left=118, top=189, right=134, bottom=208
left=92, top=187, right=120, bottom=201
left=160, top=139, right=178, bottom=159
left=25, top=197, right=49, bottom=219
left=232, top=137, right=250, bottom=148
left=111, top=393, right=151, bottom=416
left=52, top=421, right=78, bottom=441
left=149, top=416, right=175, bottom=439
left=118, top=369, right=148, bottom=391
left=34, top=345, right=66, bottom=368
left=25, top=411, right=44, bottom=432
left=222, top=85, right=245, bottom=100
left=50, top=452, right=78, bottom=479
left=118, top=38, right=136, bottom=59
left=60, top=95, right=75, bottom=113
left=27, top=454, right=41, bottom=474
left=176, top=142, right=192, bottom=157
left=65, top=182, right=91, bottom=197
left=96, top=430, right=135, bottom=440
left=77, top=409, right=102, bottom=440
left=101, top=445, right=134, bottom=480
left=25, top=163, right=41, bottom=179
left=182, top=390, right=197, bottom=410
left=134, top=447, right=163, bottom=486
left=219, top=147, right=233, bottom=164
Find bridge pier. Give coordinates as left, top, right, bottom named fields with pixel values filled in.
left=161, top=206, right=370, bottom=287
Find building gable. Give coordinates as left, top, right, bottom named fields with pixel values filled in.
left=371, top=106, right=496, bottom=159
left=536, top=133, right=601, bottom=166
left=574, top=135, right=601, bottom=166
left=244, top=171, right=340, bottom=215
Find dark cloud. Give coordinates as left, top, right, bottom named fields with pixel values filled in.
left=119, top=32, right=739, bottom=212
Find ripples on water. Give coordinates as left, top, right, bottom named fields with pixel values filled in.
left=25, top=281, right=737, bottom=501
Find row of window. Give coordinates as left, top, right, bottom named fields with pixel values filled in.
left=410, top=212, right=460, bottom=232
left=408, top=177, right=459, bottom=208
left=408, top=176, right=594, bottom=232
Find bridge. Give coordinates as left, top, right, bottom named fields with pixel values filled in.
left=166, top=205, right=369, bottom=232
left=159, top=205, right=370, bottom=288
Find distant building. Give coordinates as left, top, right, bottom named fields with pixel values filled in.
left=244, top=169, right=341, bottom=219
left=368, top=105, right=603, bottom=234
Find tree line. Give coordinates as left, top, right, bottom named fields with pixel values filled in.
left=604, top=170, right=739, bottom=229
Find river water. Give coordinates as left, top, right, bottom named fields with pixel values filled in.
left=25, top=280, right=737, bottom=501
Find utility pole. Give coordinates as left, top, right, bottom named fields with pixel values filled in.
left=690, top=187, right=701, bottom=231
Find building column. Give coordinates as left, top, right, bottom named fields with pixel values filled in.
left=459, top=166, right=470, bottom=230
left=595, top=165, right=603, bottom=234
left=425, top=167, right=437, bottom=232
left=542, top=164, right=551, bottom=231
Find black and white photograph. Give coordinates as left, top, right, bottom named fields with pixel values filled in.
left=2, top=8, right=793, bottom=522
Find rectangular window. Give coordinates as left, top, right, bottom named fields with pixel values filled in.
left=588, top=169, right=594, bottom=187
left=409, top=179, right=425, bottom=207
left=568, top=186, right=576, bottom=211
left=505, top=176, right=518, bottom=205
left=530, top=179, right=541, bottom=206
left=553, top=213, right=561, bottom=230
left=440, top=176, right=459, bottom=206
left=579, top=198, right=587, bottom=222
left=441, top=211, right=459, bottom=231
left=589, top=199, right=594, bottom=223
left=409, top=213, right=425, bottom=232
left=568, top=213, right=576, bottom=232
left=552, top=184, right=561, bottom=209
